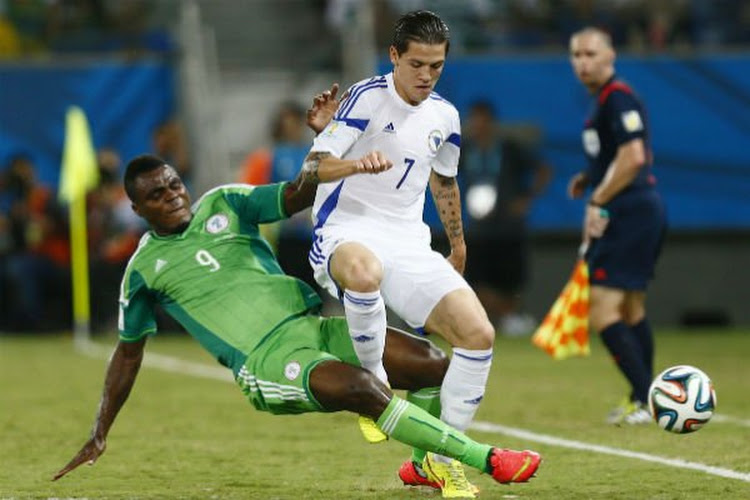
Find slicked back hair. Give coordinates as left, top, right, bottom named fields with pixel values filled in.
left=392, top=10, right=450, bottom=56
left=124, top=154, right=168, bottom=202
left=571, top=26, right=613, bottom=49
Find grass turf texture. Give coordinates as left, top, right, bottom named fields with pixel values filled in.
left=1, top=329, right=749, bottom=499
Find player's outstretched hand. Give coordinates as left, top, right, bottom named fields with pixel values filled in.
left=52, top=437, right=106, bottom=481
left=307, top=83, right=340, bottom=135
left=354, top=151, right=393, bottom=174
left=567, top=172, right=588, bottom=199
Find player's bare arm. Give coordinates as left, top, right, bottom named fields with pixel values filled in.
left=589, top=138, right=646, bottom=206
left=429, top=170, right=467, bottom=274
left=583, top=138, right=645, bottom=241
left=306, top=83, right=340, bottom=134
left=286, top=147, right=393, bottom=215
left=53, top=338, right=147, bottom=481
left=301, top=151, right=393, bottom=184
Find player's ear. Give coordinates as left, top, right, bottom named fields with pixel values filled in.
left=608, top=46, right=616, bottom=65
left=389, top=45, right=399, bottom=66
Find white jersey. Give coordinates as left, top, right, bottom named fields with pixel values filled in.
left=309, top=72, right=461, bottom=239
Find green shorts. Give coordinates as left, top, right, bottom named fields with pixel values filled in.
left=235, top=315, right=359, bottom=415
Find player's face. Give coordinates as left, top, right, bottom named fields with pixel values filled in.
left=569, top=33, right=615, bottom=91
left=390, top=41, right=447, bottom=105
left=131, top=164, right=192, bottom=235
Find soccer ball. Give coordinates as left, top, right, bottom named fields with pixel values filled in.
left=648, top=365, right=716, bottom=434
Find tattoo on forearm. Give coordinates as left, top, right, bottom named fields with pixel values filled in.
left=301, top=152, right=329, bottom=185
left=432, top=175, right=464, bottom=241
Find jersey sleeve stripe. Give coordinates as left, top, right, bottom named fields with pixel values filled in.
left=277, top=181, right=288, bottom=216
left=338, top=117, right=370, bottom=131
left=447, top=132, right=461, bottom=147
left=335, top=78, right=387, bottom=120
left=336, top=76, right=386, bottom=118
left=312, top=180, right=345, bottom=232
left=118, top=232, right=151, bottom=305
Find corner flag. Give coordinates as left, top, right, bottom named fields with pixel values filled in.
left=59, top=106, right=99, bottom=203
left=58, top=106, right=99, bottom=341
left=531, top=259, right=590, bottom=359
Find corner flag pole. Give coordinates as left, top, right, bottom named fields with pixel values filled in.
left=58, top=106, right=99, bottom=345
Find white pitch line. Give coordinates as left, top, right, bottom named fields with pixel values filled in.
left=75, top=338, right=232, bottom=382
left=75, top=340, right=750, bottom=483
left=470, top=421, right=750, bottom=483
left=712, top=413, right=750, bottom=428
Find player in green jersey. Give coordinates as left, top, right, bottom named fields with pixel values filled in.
left=54, top=92, right=540, bottom=492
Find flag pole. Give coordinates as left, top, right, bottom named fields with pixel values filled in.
left=70, top=191, right=91, bottom=345
left=59, top=106, right=99, bottom=346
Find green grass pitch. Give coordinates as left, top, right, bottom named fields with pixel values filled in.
left=1, top=328, right=749, bottom=499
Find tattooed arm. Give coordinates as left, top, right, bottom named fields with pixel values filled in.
left=429, top=170, right=467, bottom=274
left=283, top=151, right=394, bottom=216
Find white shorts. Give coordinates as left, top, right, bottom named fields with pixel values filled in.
left=308, top=224, right=470, bottom=328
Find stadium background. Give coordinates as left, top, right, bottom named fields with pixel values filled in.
left=1, top=0, right=750, bottom=328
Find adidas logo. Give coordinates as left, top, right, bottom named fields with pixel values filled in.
left=383, top=122, right=396, bottom=133
left=463, top=395, right=484, bottom=405
left=352, top=334, right=375, bottom=342
left=155, top=259, right=168, bottom=273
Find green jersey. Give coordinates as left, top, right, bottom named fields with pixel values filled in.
left=118, top=182, right=322, bottom=373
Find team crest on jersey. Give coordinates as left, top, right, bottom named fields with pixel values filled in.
left=583, top=128, right=600, bottom=156
left=284, top=361, right=301, bottom=381
left=428, top=130, right=444, bottom=153
left=206, top=213, right=229, bottom=234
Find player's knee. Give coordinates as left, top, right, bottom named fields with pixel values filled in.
left=589, top=304, right=622, bottom=333
left=344, top=370, right=390, bottom=414
left=453, top=319, right=495, bottom=350
left=408, top=342, right=449, bottom=389
left=622, top=305, right=645, bottom=325
left=474, top=320, right=496, bottom=349
left=338, top=257, right=382, bottom=292
left=423, top=345, right=449, bottom=386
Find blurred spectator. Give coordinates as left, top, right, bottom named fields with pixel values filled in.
left=237, top=100, right=317, bottom=289
left=0, top=153, right=70, bottom=331
left=152, top=118, right=191, bottom=185
left=0, top=0, right=174, bottom=57
left=0, top=12, right=22, bottom=57
left=1, top=0, right=55, bottom=54
left=87, top=147, right=145, bottom=332
left=459, top=101, right=551, bottom=336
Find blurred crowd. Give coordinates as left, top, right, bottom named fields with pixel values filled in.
left=0, top=118, right=190, bottom=333
left=328, top=0, right=750, bottom=53
left=0, top=0, right=174, bottom=58
left=2, top=0, right=749, bottom=61
left=0, top=149, right=140, bottom=332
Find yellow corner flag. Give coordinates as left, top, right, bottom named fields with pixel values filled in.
left=531, top=259, right=590, bottom=360
left=58, top=106, right=99, bottom=341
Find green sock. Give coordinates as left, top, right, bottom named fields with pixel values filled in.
left=406, top=387, right=441, bottom=465
left=377, top=395, right=492, bottom=472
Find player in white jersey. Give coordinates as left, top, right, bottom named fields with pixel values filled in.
left=303, top=11, right=495, bottom=499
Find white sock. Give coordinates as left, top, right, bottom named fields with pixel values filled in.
left=440, top=347, right=493, bottom=431
left=343, top=289, right=388, bottom=384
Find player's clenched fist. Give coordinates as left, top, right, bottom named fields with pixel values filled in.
left=354, top=151, right=393, bottom=174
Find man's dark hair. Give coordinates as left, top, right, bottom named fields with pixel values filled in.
left=392, top=10, right=450, bottom=55
left=124, top=154, right=167, bottom=202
